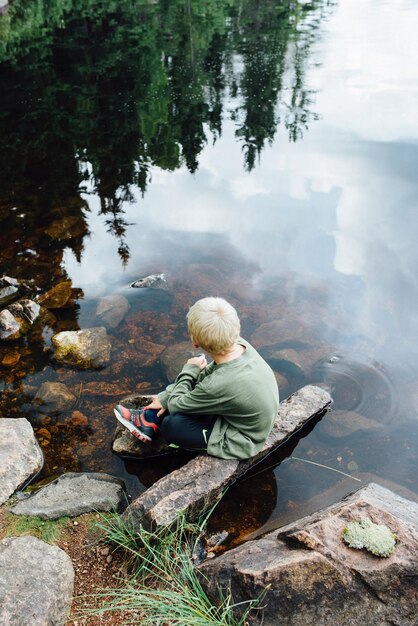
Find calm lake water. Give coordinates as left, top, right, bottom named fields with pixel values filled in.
left=1, top=0, right=417, bottom=542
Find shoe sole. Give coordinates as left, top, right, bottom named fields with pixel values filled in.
left=113, top=408, right=152, bottom=443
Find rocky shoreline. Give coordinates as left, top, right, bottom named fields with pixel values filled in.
left=1, top=386, right=418, bottom=624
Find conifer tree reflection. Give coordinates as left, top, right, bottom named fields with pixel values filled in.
left=0, top=0, right=334, bottom=263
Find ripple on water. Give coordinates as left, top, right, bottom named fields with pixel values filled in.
left=311, top=356, right=398, bottom=425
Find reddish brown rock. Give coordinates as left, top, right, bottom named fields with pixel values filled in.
left=199, top=483, right=418, bottom=626
left=69, top=411, right=89, bottom=427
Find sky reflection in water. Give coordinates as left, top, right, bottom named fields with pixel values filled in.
left=1, top=0, right=418, bottom=535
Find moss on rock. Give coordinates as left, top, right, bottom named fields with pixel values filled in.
left=342, top=517, right=396, bottom=557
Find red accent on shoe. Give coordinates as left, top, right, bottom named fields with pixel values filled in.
left=140, top=412, right=159, bottom=431
left=132, top=428, right=152, bottom=443
left=119, top=405, right=132, bottom=421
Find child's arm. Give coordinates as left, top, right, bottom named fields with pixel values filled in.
left=166, top=364, right=223, bottom=416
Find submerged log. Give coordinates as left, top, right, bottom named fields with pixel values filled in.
left=122, top=385, right=332, bottom=530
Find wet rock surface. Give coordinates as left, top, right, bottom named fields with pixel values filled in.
left=11, top=472, right=128, bottom=519
left=0, top=418, right=43, bottom=505
left=131, top=273, right=169, bottom=290
left=122, top=385, right=331, bottom=529
left=34, top=381, right=76, bottom=414
left=320, top=409, right=384, bottom=439
left=36, top=280, right=73, bottom=308
left=0, top=535, right=74, bottom=626
left=95, top=294, right=130, bottom=328
left=160, top=341, right=206, bottom=382
left=44, top=215, right=87, bottom=240
left=199, top=483, right=418, bottom=626
left=0, top=309, right=20, bottom=340
left=0, top=276, right=19, bottom=307
left=0, top=299, right=41, bottom=340
left=52, top=326, right=111, bottom=369
left=251, top=319, right=317, bottom=349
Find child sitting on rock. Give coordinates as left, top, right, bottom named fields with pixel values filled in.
left=114, top=296, right=279, bottom=460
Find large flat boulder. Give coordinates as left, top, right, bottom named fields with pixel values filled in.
left=11, top=472, right=127, bottom=519
left=199, top=483, right=418, bottom=626
left=0, top=419, right=43, bottom=505
left=122, top=385, right=331, bottom=530
left=0, top=535, right=74, bottom=626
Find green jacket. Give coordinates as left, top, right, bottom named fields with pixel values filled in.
left=158, top=338, right=279, bottom=460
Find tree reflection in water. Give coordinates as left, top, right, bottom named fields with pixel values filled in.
left=0, top=0, right=335, bottom=266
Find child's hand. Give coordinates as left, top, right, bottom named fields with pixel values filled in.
left=146, top=396, right=167, bottom=417
left=187, top=354, right=207, bottom=369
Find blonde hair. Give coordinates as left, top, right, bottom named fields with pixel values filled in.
left=187, top=297, right=240, bottom=355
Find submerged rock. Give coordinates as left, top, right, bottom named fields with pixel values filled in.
left=0, top=418, right=44, bottom=505
left=52, top=327, right=111, bottom=369
left=131, top=273, right=169, bottom=290
left=34, top=382, right=76, bottom=414
left=95, top=294, right=130, bottom=328
left=160, top=341, right=206, bottom=382
left=122, top=385, right=331, bottom=530
left=0, top=535, right=74, bottom=626
left=11, top=472, right=128, bottom=519
left=320, top=410, right=383, bottom=439
left=36, top=280, right=73, bottom=309
left=251, top=319, right=317, bottom=349
left=199, top=483, right=418, bottom=626
left=44, top=215, right=87, bottom=240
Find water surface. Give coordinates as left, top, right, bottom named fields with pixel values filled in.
left=0, top=0, right=417, bottom=539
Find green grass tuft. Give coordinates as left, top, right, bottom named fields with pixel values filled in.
left=83, top=512, right=260, bottom=625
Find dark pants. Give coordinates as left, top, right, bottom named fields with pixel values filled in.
left=160, top=413, right=217, bottom=450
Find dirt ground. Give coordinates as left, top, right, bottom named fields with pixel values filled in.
left=0, top=505, right=142, bottom=625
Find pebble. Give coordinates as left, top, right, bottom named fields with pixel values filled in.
left=100, top=547, right=110, bottom=557
left=106, top=554, right=113, bottom=563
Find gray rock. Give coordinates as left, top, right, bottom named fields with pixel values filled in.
left=160, top=341, right=206, bottom=382
left=95, top=294, right=130, bottom=328
left=8, top=299, right=41, bottom=324
left=0, top=309, right=20, bottom=340
left=320, top=410, right=383, bottom=439
left=199, top=483, right=418, bottom=626
left=0, top=300, right=41, bottom=340
left=0, top=535, right=74, bottom=626
left=0, top=276, right=19, bottom=307
left=52, top=326, right=111, bottom=369
left=11, top=472, right=128, bottom=519
left=34, top=381, right=76, bottom=414
left=122, top=385, right=331, bottom=530
left=131, top=273, right=169, bottom=290
left=0, top=419, right=43, bottom=505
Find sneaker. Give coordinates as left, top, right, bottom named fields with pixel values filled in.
left=114, top=405, right=160, bottom=444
